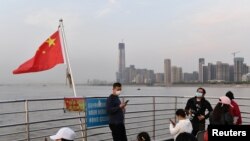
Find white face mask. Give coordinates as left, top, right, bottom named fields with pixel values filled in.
left=196, top=92, right=203, bottom=97
left=115, top=90, right=121, bottom=95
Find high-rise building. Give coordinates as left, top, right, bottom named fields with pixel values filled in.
left=203, top=66, right=208, bottom=83
left=216, top=61, right=223, bottom=80
left=164, top=59, right=171, bottom=86
left=177, top=67, right=183, bottom=82
left=193, top=71, right=199, bottom=81
left=199, top=58, right=205, bottom=82
left=243, top=63, right=249, bottom=75
left=183, top=71, right=198, bottom=82
left=216, top=61, right=230, bottom=81
left=229, top=65, right=234, bottom=82
left=117, top=42, right=126, bottom=83
left=155, top=73, right=164, bottom=83
left=128, top=65, right=136, bottom=83
left=171, top=66, right=183, bottom=83
left=208, top=63, right=216, bottom=81
left=184, top=73, right=193, bottom=82
left=223, top=63, right=230, bottom=82
left=234, top=57, right=244, bottom=82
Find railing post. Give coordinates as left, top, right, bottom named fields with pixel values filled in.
left=83, top=112, right=87, bottom=141
left=25, top=100, right=30, bottom=141
left=153, top=96, right=156, bottom=140
left=174, top=96, right=178, bottom=122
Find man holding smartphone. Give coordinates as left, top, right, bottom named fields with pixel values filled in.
left=106, top=82, right=128, bottom=141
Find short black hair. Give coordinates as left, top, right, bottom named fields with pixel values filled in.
left=197, top=87, right=206, bottom=94
left=61, top=139, right=73, bottom=141
left=137, top=132, right=151, bottom=141
left=226, top=91, right=234, bottom=100
left=113, top=82, right=122, bottom=89
left=176, top=132, right=197, bottom=141
left=175, top=109, right=186, bottom=118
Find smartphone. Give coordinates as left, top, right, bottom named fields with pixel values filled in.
left=125, top=100, right=129, bottom=104
left=169, top=119, right=175, bottom=126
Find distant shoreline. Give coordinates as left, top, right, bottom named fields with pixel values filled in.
left=84, top=83, right=250, bottom=88
left=1, top=83, right=250, bottom=88
left=163, top=84, right=250, bottom=88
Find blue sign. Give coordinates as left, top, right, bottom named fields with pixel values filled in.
left=86, top=98, right=109, bottom=128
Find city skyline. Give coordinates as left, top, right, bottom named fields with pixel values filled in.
left=116, top=41, right=250, bottom=85
left=1, top=0, right=250, bottom=84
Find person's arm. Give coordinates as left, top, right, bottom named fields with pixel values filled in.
left=106, top=97, right=120, bottom=114
left=185, top=99, right=192, bottom=115
left=208, top=112, right=214, bottom=124
left=233, top=102, right=241, bottom=124
left=169, top=122, right=180, bottom=135
left=205, top=100, right=213, bottom=119
left=225, top=112, right=234, bottom=125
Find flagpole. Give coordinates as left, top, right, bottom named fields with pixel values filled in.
left=59, top=19, right=86, bottom=141
left=59, top=19, right=77, bottom=97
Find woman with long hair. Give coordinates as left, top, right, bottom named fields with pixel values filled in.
left=209, top=96, right=233, bottom=125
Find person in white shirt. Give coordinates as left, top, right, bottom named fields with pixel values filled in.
left=169, top=109, right=193, bottom=141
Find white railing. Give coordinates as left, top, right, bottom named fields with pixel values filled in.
left=0, top=96, right=249, bottom=141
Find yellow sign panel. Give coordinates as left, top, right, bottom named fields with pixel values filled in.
left=64, top=97, right=85, bottom=112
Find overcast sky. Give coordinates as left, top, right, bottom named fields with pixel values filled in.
left=1, top=0, right=250, bottom=84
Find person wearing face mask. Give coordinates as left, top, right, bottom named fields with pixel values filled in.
left=106, top=82, right=128, bottom=141
left=185, top=87, right=213, bottom=136
left=169, top=109, right=193, bottom=141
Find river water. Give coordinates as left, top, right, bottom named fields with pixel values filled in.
left=1, top=84, right=250, bottom=100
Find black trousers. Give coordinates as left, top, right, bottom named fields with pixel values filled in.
left=191, top=122, right=205, bottom=136
left=109, top=124, right=128, bottom=141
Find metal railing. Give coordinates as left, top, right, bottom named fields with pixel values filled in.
left=0, top=96, right=250, bottom=141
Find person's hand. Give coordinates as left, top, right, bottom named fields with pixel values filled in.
left=187, top=109, right=192, bottom=116
left=119, top=103, right=126, bottom=109
left=197, top=115, right=205, bottom=121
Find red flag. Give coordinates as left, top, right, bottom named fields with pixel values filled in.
left=13, top=31, right=64, bottom=74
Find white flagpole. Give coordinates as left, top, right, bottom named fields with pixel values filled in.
left=59, top=19, right=86, bottom=141
left=58, top=19, right=77, bottom=97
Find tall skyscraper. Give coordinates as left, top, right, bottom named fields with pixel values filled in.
left=171, top=66, right=183, bottom=83
left=199, top=58, right=205, bottom=82
left=229, top=65, right=234, bottom=82
left=216, top=61, right=230, bottom=81
left=116, top=42, right=126, bottom=83
left=234, top=57, right=244, bottom=82
left=203, top=66, right=208, bottom=83
left=216, top=61, right=223, bottom=80
left=208, top=63, right=216, bottom=81
left=164, top=59, right=171, bottom=86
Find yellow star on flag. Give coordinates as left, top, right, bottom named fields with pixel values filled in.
left=46, top=37, right=56, bottom=47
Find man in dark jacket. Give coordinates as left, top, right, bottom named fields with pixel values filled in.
left=106, top=82, right=128, bottom=141
left=185, top=87, right=213, bottom=136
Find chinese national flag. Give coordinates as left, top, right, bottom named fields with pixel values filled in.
left=13, top=31, right=64, bottom=74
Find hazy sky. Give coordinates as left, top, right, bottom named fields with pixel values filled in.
left=1, top=0, right=250, bottom=84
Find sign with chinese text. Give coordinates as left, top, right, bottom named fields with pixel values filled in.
left=64, top=97, right=85, bottom=112
left=86, top=98, right=109, bottom=128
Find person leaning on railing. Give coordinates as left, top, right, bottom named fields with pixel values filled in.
left=185, top=87, right=213, bottom=136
